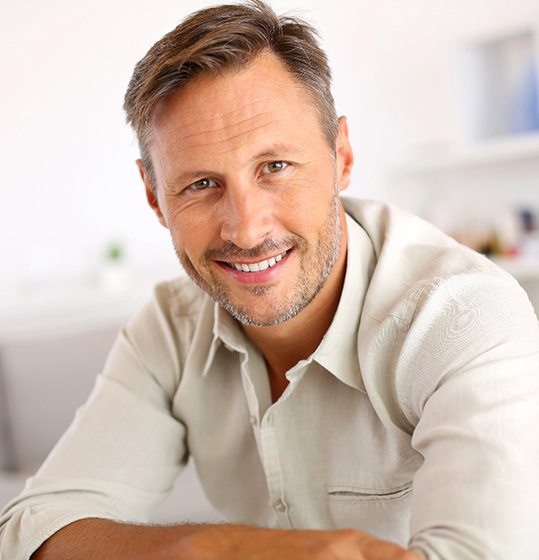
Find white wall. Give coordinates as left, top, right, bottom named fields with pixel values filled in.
left=1, top=0, right=538, bottom=291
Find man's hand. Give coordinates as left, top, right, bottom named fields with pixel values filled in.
left=179, top=524, right=421, bottom=560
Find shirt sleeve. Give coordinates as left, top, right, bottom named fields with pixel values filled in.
left=0, top=295, right=188, bottom=560
left=401, top=272, right=539, bottom=559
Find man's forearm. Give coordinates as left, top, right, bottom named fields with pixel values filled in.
left=31, top=518, right=215, bottom=560
left=31, top=518, right=420, bottom=560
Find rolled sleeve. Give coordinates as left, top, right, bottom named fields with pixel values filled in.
left=0, top=297, right=189, bottom=560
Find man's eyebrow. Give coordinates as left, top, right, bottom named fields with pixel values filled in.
left=250, top=143, right=308, bottom=160
left=167, top=143, right=307, bottom=187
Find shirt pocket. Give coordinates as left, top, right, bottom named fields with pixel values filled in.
left=327, top=482, right=412, bottom=545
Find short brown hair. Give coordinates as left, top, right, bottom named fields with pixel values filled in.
left=123, top=0, right=338, bottom=184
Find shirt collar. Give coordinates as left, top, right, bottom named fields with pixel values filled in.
left=313, top=214, right=375, bottom=392
left=201, top=297, right=248, bottom=377
left=201, top=213, right=375, bottom=390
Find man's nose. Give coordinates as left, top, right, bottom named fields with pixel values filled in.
left=219, top=184, right=274, bottom=249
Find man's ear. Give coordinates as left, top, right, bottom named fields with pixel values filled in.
left=136, top=159, right=168, bottom=229
left=335, top=116, right=354, bottom=193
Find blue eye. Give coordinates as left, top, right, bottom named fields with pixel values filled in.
left=188, top=178, right=217, bottom=191
left=262, top=161, right=288, bottom=174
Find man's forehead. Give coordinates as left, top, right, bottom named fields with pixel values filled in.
left=153, top=97, right=277, bottom=140
left=149, top=52, right=305, bottom=131
left=149, top=102, right=288, bottom=162
left=147, top=62, right=317, bottom=161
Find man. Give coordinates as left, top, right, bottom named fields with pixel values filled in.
left=1, top=1, right=538, bottom=558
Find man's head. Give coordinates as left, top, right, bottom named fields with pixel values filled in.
left=124, top=0, right=339, bottom=188
left=124, top=1, right=353, bottom=328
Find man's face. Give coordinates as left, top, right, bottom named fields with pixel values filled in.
left=140, top=51, right=353, bottom=327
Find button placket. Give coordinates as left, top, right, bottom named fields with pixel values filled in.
left=239, top=354, right=259, bottom=420
left=259, top=406, right=292, bottom=528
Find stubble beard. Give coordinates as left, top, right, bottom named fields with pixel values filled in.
left=173, top=193, right=343, bottom=328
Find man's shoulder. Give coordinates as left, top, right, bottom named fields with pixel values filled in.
left=344, top=196, right=524, bottom=336
left=346, top=198, right=539, bottom=430
left=343, top=196, right=503, bottom=290
left=125, top=274, right=209, bottom=343
left=152, top=274, right=208, bottom=317
left=344, top=196, right=479, bottom=259
left=117, top=274, right=212, bottom=383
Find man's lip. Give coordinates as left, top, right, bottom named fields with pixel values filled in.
left=214, top=249, right=291, bottom=284
left=221, top=249, right=289, bottom=266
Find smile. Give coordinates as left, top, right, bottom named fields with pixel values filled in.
left=226, top=250, right=288, bottom=272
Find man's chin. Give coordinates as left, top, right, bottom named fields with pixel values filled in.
left=217, top=295, right=305, bottom=328
left=223, top=309, right=293, bottom=328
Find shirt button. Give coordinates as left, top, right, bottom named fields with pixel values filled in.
left=249, top=415, right=258, bottom=426
left=273, top=499, right=286, bottom=513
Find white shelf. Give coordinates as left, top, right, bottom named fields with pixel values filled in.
left=390, top=133, right=539, bottom=176
left=490, top=256, right=539, bottom=282
left=0, top=268, right=183, bottom=343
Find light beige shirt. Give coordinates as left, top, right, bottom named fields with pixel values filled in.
left=2, top=198, right=539, bottom=560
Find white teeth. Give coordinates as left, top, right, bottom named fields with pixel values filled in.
left=229, top=251, right=287, bottom=273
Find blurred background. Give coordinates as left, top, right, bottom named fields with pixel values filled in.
left=1, top=0, right=538, bottom=522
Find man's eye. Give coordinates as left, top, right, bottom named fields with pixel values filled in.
left=262, top=161, right=289, bottom=174
left=188, top=178, right=217, bottom=191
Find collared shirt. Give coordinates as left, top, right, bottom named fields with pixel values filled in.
left=1, top=198, right=539, bottom=560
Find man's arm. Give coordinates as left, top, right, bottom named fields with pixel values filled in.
left=399, top=273, right=539, bottom=557
left=32, top=518, right=421, bottom=560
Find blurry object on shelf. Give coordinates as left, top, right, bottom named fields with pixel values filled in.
left=493, top=207, right=520, bottom=257
left=518, top=207, right=539, bottom=259
left=456, top=28, right=539, bottom=143
left=451, top=226, right=505, bottom=257
left=451, top=222, right=498, bottom=256
left=446, top=204, right=539, bottom=261
left=98, top=240, right=128, bottom=292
